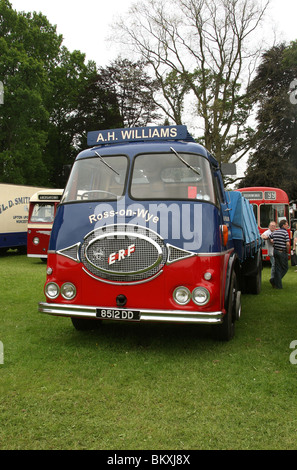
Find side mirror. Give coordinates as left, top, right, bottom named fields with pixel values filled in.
left=221, top=163, right=236, bottom=176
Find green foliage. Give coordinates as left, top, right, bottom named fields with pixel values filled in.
left=0, top=2, right=57, bottom=185
left=99, top=58, right=161, bottom=128
left=1, top=254, right=297, bottom=449
left=0, top=2, right=126, bottom=188
left=239, top=43, right=297, bottom=199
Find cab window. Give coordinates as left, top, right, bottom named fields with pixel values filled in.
left=61, top=155, right=128, bottom=202
left=131, top=152, right=216, bottom=203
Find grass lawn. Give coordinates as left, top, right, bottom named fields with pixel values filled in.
left=1, top=253, right=297, bottom=450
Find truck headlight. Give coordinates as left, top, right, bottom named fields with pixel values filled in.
left=61, top=282, right=76, bottom=300
left=173, top=286, right=191, bottom=305
left=192, top=287, right=210, bottom=306
left=33, top=237, right=40, bottom=245
left=45, top=282, right=59, bottom=299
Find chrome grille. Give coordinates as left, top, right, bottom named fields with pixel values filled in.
left=167, top=244, right=195, bottom=264
left=81, top=224, right=167, bottom=282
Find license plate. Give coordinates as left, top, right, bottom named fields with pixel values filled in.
left=96, top=308, right=140, bottom=321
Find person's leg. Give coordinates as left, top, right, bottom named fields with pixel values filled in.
left=270, top=255, right=275, bottom=281
left=273, top=251, right=282, bottom=289
left=279, top=252, right=288, bottom=280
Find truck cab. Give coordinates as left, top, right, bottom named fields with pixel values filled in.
left=39, top=125, right=261, bottom=340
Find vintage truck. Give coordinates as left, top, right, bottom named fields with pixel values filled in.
left=39, top=125, right=262, bottom=340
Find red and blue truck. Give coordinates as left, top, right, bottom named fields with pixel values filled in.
left=39, top=125, right=262, bottom=340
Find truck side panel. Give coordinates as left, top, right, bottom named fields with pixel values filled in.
left=0, top=184, right=46, bottom=251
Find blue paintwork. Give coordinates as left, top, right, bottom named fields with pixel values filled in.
left=49, top=198, right=225, bottom=253
left=49, top=128, right=254, bottom=258
left=0, top=232, right=27, bottom=249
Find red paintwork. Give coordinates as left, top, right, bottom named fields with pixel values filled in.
left=27, top=228, right=51, bottom=257
left=27, top=201, right=60, bottom=257
left=45, top=251, right=231, bottom=314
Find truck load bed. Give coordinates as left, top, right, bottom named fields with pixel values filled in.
left=228, top=191, right=261, bottom=261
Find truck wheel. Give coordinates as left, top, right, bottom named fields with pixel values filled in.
left=242, top=250, right=262, bottom=295
left=214, top=272, right=238, bottom=341
left=71, top=317, right=102, bottom=330
left=245, top=269, right=262, bottom=295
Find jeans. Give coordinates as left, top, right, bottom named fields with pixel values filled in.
left=270, top=255, right=275, bottom=280
left=274, top=250, right=288, bottom=289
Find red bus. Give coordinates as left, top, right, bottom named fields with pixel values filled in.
left=27, top=189, right=63, bottom=260
left=236, top=187, right=290, bottom=260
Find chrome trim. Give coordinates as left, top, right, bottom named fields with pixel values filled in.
left=173, top=286, right=191, bottom=305
left=52, top=246, right=234, bottom=260
left=38, top=302, right=223, bottom=324
left=82, top=267, right=164, bottom=285
left=83, top=223, right=165, bottom=242
left=56, top=243, right=81, bottom=263
left=85, top=231, right=163, bottom=275
left=36, top=230, right=51, bottom=235
left=166, top=244, right=196, bottom=264
left=44, top=283, right=60, bottom=300
left=61, top=282, right=77, bottom=300
left=192, top=286, right=210, bottom=306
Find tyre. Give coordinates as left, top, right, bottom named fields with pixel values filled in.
left=214, top=271, right=239, bottom=341
left=242, top=250, right=262, bottom=295
left=245, top=268, right=262, bottom=294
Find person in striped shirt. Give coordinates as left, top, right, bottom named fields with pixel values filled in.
left=269, top=220, right=290, bottom=289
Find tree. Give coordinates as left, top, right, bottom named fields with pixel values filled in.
left=43, top=48, right=98, bottom=187
left=154, top=69, right=190, bottom=125
left=114, top=0, right=269, bottom=164
left=0, top=1, right=124, bottom=187
left=71, top=66, right=124, bottom=152
left=0, top=0, right=61, bottom=185
left=239, top=43, right=297, bottom=200
left=99, top=58, right=161, bottom=127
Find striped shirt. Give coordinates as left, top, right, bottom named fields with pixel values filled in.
left=270, top=228, right=290, bottom=252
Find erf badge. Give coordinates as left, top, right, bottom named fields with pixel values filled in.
left=108, top=244, right=135, bottom=265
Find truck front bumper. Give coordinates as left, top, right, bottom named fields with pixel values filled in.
left=38, top=302, right=223, bottom=324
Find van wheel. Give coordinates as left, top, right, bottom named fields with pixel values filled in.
left=214, top=272, right=238, bottom=341
left=71, top=317, right=102, bottom=330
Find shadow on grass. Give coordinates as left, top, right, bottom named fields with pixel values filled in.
left=39, top=316, right=228, bottom=356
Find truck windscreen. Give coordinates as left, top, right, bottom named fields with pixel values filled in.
left=131, top=152, right=216, bottom=202
left=61, top=155, right=128, bottom=203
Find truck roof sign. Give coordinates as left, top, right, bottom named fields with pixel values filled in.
left=87, top=125, right=193, bottom=146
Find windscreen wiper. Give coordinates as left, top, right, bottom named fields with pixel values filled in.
left=170, top=147, right=201, bottom=177
left=95, top=151, right=119, bottom=176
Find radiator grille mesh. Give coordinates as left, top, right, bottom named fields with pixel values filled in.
left=81, top=224, right=167, bottom=282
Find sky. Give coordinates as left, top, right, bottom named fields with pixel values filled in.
left=8, top=0, right=297, bottom=180
left=9, top=0, right=297, bottom=67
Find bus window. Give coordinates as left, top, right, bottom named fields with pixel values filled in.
left=259, top=203, right=289, bottom=228
left=30, top=203, right=55, bottom=223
